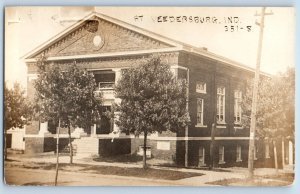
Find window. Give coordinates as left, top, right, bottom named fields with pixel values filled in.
left=196, top=81, right=206, bottom=93
left=254, top=145, right=258, bottom=160
left=196, top=98, right=204, bottom=125
left=236, top=145, right=242, bottom=162
left=265, top=143, right=270, bottom=158
left=217, top=87, right=226, bottom=123
left=199, top=146, right=205, bottom=166
left=219, top=146, right=225, bottom=164
left=234, top=90, right=242, bottom=124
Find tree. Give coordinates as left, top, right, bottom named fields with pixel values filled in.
left=4, top=82, right=32, bottom=160
left=242, top=67, right=295, bottom=170
left=34, top=58, right=102, bottom=185
left=115, top=56, right=190, bottom=169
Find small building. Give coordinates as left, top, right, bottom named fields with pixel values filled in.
left=22, top=12, right=294, bottom=169
left=6, top=127, right=25, bottom=152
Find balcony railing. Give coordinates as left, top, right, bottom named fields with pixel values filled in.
left=99, top=82, right=115, bottom=90
left=94, top=82, right=115, bottom=100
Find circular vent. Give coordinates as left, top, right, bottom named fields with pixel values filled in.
left=93, top=35, right=102, bottom=47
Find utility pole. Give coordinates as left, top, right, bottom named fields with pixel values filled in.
left=185, top=68, right=190, bottom=167
left=248, top=7, right=273, bottom=179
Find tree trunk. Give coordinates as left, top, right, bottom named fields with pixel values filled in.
left=68, top=126, right=73, bottom=164
left=143, top=130, right=148, bottom=169
left=4, top=129, right=7, bottom=161
left=273, top=140, right=278, bottom=172
left=54, top=120, right=61, bottom=186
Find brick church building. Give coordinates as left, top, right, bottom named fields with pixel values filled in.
left=22, top=12, right=294, bottom=169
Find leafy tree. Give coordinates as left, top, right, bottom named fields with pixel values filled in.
left=4, top=82, right=33, bottom=160
left=242, top=67, right=295, bottom=168
left=34, top=58, right=102, bottom=185
left=115, top=56, right=189, bottom=169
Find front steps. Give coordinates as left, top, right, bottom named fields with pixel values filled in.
left=72, top=137, right=99, bottom=157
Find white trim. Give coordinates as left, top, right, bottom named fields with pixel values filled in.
left=234, top=126, right=244, bottom=130
left=24, top=47, right=181, bottom=62
left=195, top=124, right=207, bottom=128
left=22, top=12, right=181, bottom=60
left=24, top=134, right=55, bottom=138
left=170, top=65, right=188, bottom=70
left=23, top=134, right=249, bottom=141
left=22, top=13, right=98, bottom=59
left=95, top=135, right=249, bottom=141
left=21, top=12, right=271, bottom=77
left=216, top=125, right=227, bottom=129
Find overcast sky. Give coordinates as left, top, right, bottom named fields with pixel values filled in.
left=5, top=7, right=295, bottom=88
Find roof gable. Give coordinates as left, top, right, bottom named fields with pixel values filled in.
left=24, top=13, right=181, bottom=59
left=22, top=11, right=270, bottom=77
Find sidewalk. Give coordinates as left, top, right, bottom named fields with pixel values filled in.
left=5, top=153, right=245, bottom=186
left=6, top=153, right=291, bottom=186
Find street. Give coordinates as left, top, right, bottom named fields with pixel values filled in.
left=5, top=167, right=183, bottom=186
left=4, top=155, right=293, bottom=186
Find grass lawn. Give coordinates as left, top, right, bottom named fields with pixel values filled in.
left=207, top=173, right=294, bottom=186
left=6, top=161, right=204, bottom=181
left=93, top=154, right=143, bottom=163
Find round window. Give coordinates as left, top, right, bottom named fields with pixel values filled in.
left=93, top=35, right=102, bottom=47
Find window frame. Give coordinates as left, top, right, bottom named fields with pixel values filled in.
left=196, top=81, right=206, bottom=94
left=198, top=146, right=206, bottom=166
left=196, top=98, right=204, bottom=126
left=218, top=145, right=225, bottom=164
left=254, top=145, right=258, bottom=160
left=234, top=90, right=242, bottom=124
left=217, top=86, right=226, bottom=124
left=236, top=144, right=242, bottom=162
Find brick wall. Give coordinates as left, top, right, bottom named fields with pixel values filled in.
left=33, top=17, right=170, bottom=58
left=98, top=139, right=131, bottom=156
left=178, top=52, right=252, bottom=138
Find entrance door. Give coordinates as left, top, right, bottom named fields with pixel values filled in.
left=96, top=106, right=112, bottom=134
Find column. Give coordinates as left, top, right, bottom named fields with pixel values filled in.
left=39, top=121, right=50, bottom=135
left=112, top=68, right=122, bottom=135
left=92, top=124, right=97, bottom=136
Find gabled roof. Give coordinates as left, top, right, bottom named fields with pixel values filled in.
left=22, top=11, right=270, bottom=76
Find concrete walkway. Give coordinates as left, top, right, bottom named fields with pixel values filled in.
left=5, top=153, right=291, bottom=186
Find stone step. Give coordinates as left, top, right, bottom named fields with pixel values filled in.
left=72, top=137, right=99, bottom=155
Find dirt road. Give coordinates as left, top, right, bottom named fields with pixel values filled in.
left=5, top=167, right=184, bottom=186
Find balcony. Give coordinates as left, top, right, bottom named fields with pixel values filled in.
left=99, top=82, right=115, bottom=89
left=94, top=82, right=116, bottom=103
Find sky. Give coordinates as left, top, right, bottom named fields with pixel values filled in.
left=5, top=7, right=295, bottom=88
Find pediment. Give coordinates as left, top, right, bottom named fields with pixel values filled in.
left=27, top=15, right=176, bottom=59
